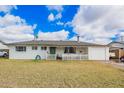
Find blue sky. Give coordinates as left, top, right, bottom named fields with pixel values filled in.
left=12, top=5, right=79, bottom=39
left=0, top=5, right=124, bottom=44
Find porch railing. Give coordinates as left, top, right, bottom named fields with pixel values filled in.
left=62, top=54, right=88, bottom=60
left=46, top=54, right=56, bottom=60
left=46, top=54, right=88, bottom=60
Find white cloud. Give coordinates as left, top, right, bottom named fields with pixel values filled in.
left=38, top=30, right=69, bottom=40
left=0, top=14, right=26, bottom=27
left=55, top=13, right=62, bottom=19
left=0, top=5, right=17, bottom=13
left=56, top=21, right=72, bottom=27
left=0, top=14, right=35, bottom=42
left=47, top=5, right=63, bottom=21
left=71, top=5, right=124, bottom=44
left=0, top=6, right=35, bottom=42
left=48, top=13, right=62, bottom=21
left=64, top=21, right=72, bottom=27
left=48, top=13, right=55, bottom=21
left=46, top=5, right=63, bottom=12
left=70, top=36, right=111, bottom=45
left=57, top=21, right=64, bottom=26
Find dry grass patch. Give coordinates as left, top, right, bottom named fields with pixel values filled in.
left=0, top=59, right=124, bottom=88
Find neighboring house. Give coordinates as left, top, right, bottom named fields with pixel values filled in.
left=109, top=41, right=124, bottom=59
left=6, top=40, right=109, bottom=60
left=0, top=41, right=9, bottom=52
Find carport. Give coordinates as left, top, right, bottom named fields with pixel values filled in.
left=109, top=41, right=124, bottom=62
left=0, top=41, right=9, bottom=51
left=0, top=41, right=9, bottom=57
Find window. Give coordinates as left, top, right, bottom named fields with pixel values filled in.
left=32, top=46, right=38, bottom=50
left=64, top=47, right=76, bottom=53
left=41, top=47, right=47, bottom=50
left=50, top=47, right=56, bottom=54
left=16, top=46, right=26, bottom=52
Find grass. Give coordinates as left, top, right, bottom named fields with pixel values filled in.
left=0, top=59, right=124, bottom=88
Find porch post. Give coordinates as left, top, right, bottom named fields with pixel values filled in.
left=46, top=46, right=49, bottom=60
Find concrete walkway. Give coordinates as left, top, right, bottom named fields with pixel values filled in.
left=105, top=61, right=124, bottom=70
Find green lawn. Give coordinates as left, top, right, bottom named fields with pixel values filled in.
left=0, top=59, right=124, bottom=88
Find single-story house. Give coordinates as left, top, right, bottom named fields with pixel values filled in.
left=6, top=40, right=109, bottom=60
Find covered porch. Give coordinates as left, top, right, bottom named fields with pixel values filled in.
left=46, top=46, right=88, bottom=60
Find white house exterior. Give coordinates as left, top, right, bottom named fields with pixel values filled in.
left=6, top=40, right=109, bottom=60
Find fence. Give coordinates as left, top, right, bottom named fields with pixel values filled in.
left=62, top=54, right=88, bottom=60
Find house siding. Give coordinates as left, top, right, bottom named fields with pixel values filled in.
left=9, top=45, right=47, bottom=59
left=9, top=45, right=109, bottom=60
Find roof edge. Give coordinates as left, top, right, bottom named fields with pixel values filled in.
left=5, top=40, right=109, bottom=46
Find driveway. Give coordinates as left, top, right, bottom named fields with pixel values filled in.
left=107, top=61, right=124, bottom=70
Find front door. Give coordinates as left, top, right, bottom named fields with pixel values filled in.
left=50, top=47, right=56, bottom=54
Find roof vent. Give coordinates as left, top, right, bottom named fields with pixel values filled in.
left=77, top=35, right=80, bottom=43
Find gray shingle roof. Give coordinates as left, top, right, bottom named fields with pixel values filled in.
left=6, top=40, right=107, bottom=46
left=108, top=41, right=124, bottom=45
